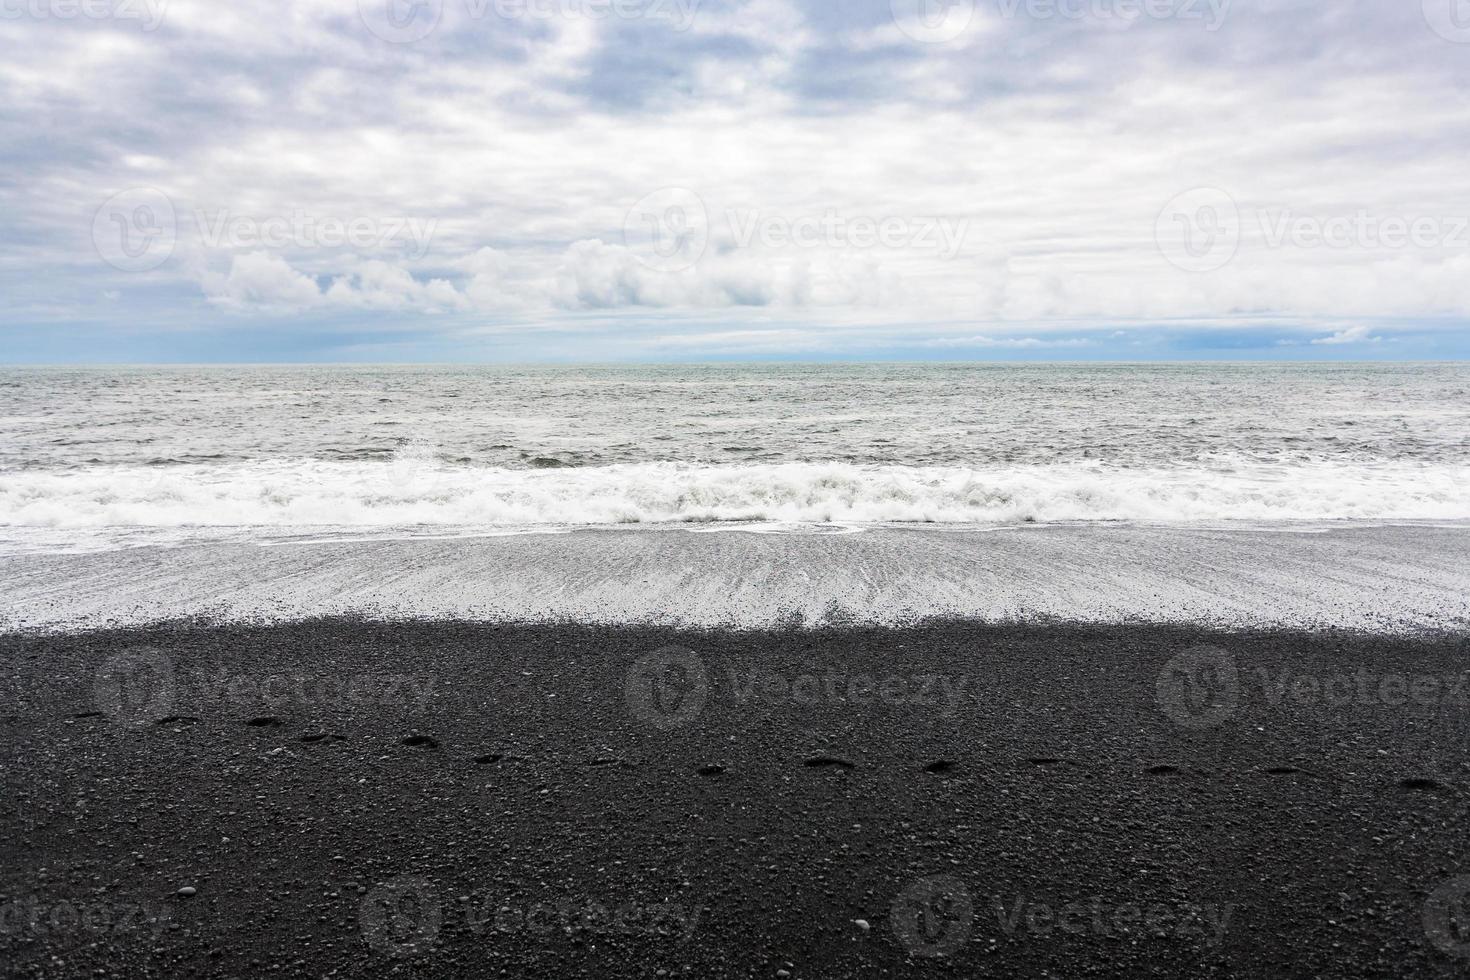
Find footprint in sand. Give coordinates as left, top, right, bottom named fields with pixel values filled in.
left=1400, top=777, right=1448, bottom=792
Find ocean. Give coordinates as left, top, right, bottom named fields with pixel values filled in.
left=2, top=362, right=1468, bottom=554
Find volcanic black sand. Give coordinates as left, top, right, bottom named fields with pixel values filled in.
left=3, top=618, right=1470, bottom=978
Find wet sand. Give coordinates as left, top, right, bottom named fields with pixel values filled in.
left=3, top=522, right=1469, bottom=633
left=3, top=618, right=1470, bottom=977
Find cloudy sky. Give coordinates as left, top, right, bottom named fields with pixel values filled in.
left=4, top=0, right=1470, bottom=361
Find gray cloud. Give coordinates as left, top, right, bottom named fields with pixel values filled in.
left=2, top=0, right=1469, bottom=355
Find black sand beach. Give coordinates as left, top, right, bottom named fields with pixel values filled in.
left=4, top=618, right=1470, bottom=977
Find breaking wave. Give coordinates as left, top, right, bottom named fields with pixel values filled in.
left=2, top=458, right=1467, bottom=536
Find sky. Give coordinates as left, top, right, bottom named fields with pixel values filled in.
left=3, top=0, right=1470, bottom=362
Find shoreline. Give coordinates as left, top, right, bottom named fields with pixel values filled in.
left=3, top=617, right=1470, bottom=976
left=3, top=522, right=1470, bottom=634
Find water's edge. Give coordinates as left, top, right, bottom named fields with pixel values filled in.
left=4, top=523, right=1467, bottom=634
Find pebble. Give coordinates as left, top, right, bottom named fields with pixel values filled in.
left=177, top=887, right=197, bottom=897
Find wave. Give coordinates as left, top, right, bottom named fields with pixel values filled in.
left=2, top=457, right=1468, bottom=533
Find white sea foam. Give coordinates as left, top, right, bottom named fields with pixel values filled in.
left=5, top=523, right=1470, bottom=633
left=2, top=458, right=1467, bottom=548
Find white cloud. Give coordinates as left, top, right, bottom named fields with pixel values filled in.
left=202, top=253, right=323, bottom=311
left=921, top=335, right=1095, bottom=349
left=1310, top=325, right=1381, bottom=346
